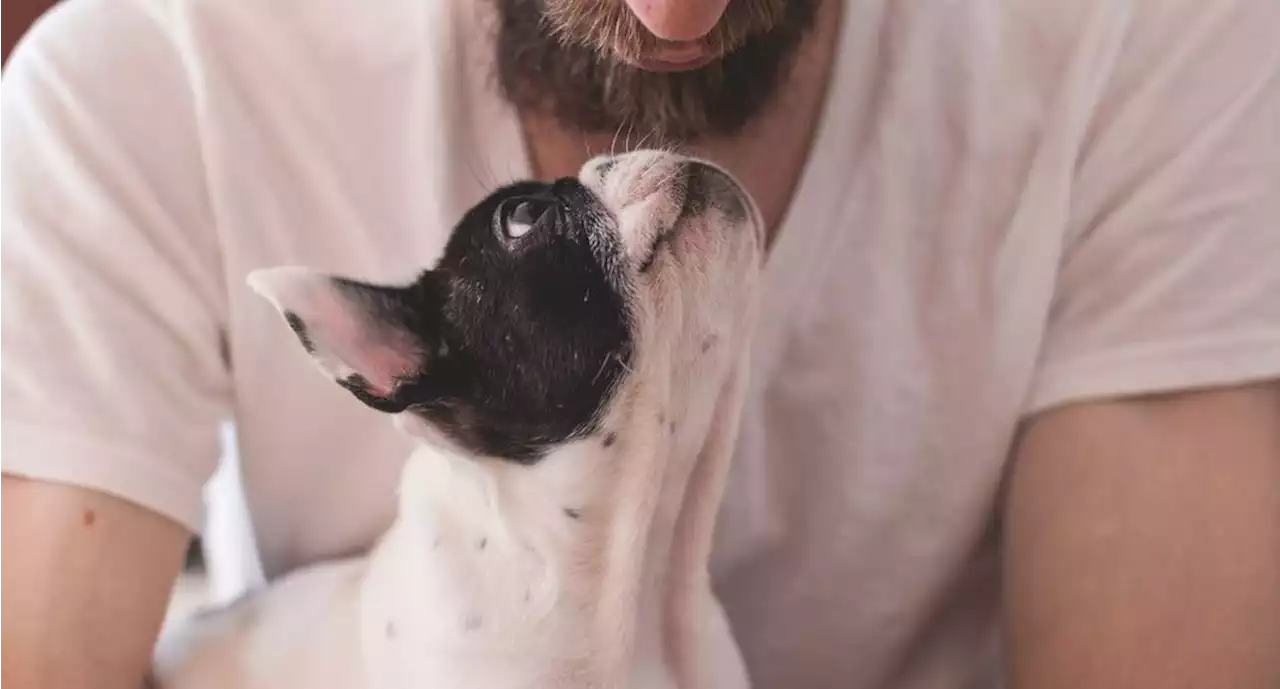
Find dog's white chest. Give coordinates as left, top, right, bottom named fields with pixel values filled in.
left=161, top=149, right=761, bottom=689
left=356, top=451, right=623, bottom=689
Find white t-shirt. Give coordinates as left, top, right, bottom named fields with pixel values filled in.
left=4, top=0, right=1279, bottom=686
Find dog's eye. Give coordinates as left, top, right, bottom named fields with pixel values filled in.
left=502, top=200, right=549, bottom=239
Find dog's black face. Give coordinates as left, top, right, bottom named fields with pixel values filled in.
left=250, top=151, right=761, bottom=464
left=254, top=179, right=632, bottom=463
left=373, top=178, right=632, bottom=461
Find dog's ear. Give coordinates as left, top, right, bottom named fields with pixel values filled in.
left=247, top=266, right=445, bottom=413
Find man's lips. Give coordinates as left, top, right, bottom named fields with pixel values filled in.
left=623, top=41, right=718, bottom=72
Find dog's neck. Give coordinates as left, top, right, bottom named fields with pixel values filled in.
left=356, top=352, right=751, bottom=689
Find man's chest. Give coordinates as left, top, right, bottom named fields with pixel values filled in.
left=200, top=0, right=1080, bottom=592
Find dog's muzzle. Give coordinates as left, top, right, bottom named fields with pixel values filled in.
left=579, top=151, right=764, bottom=268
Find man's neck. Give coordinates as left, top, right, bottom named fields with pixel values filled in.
left=517, top=0, right=844, bottom=252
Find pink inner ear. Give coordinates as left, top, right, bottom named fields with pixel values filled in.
left=309, top=294, right=423, bottom=397
left=337, top=328, right=423, bottom=396
left=249, top=267, right=423, bottom=397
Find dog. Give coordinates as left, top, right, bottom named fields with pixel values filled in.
left=150, top=149, right=765, bottom=689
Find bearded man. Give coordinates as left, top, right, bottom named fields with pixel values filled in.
left=3, top=0, right=1278, bottom=688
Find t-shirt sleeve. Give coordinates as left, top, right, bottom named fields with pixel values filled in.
left=1025, top=1, right=1280, bottom=416
left=1, top=0, right=230, bottom=531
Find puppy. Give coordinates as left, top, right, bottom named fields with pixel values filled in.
left=151, top=150, right=765, bottom=689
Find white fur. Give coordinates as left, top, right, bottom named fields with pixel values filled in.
left=151, top=150, right=764, bottom=689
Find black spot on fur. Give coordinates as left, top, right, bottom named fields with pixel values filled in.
left=338, top=374, right=404, bottom=413
left=313, top=179, right=634, bottom=463
left=597, top=159, right=617, bottom=176
left=603, top=432, right=617, bottom=447
left=283, top=311, right=315, bottom=353
left=564, top=507, right=582, bottom=520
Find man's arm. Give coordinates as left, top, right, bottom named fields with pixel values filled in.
left=1004, top=382, right=1280, bottom=689
left=3, top=3, right=228, bottom=686
left=2, top=477, right=192, bottom=689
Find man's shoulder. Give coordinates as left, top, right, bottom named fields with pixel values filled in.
left=7, top=0, right=180, bottom=81
left=991, top=0, right=1278, bottom=60
left=11, top=0, right=480, bottom=91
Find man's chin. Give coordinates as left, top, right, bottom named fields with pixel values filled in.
left=493, top=0, right=818, bottom=142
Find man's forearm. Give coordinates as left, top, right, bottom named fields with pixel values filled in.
left=2, top=475, right=191, bottom=689
left=1004, top=383, right=1280, bottom=689
left=0, top=0, right=56, bottom=63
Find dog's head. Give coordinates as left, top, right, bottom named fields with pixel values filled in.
left=250, top=150, right=763, bottom=463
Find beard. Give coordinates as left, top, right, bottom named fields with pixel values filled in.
left=493, top=0, right=819, bottom=144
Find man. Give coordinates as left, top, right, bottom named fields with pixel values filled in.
left=3, top=0, right=1278, bottom=687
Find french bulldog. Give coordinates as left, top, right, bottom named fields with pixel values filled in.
left=151, top=149, right=765, bottom=689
